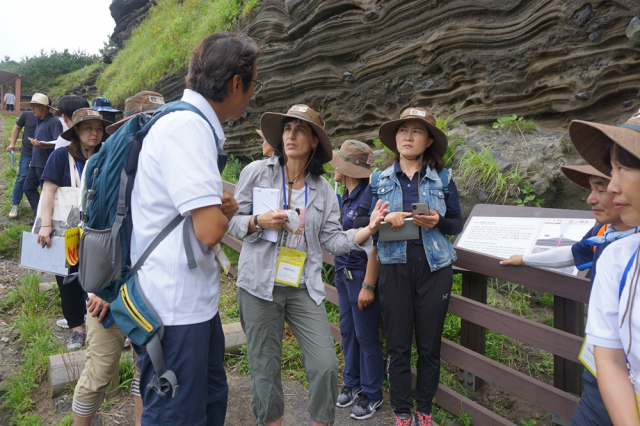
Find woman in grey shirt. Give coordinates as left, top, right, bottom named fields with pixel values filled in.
left=229, top=105, right=387, bottom=426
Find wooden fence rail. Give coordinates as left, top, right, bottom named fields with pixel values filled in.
left=221, top=181, right=590, bottom=425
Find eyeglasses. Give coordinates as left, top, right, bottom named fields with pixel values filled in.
left=252, top=79, right=264, bottom=96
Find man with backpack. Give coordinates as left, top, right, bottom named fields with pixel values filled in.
left=129, top=32, right=259, bottom=425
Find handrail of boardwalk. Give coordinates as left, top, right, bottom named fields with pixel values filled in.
left=221, top=180, right=589, bottom=425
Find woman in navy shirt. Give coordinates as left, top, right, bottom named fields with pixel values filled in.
left=375, top=108, right=463, bottom=426
left=330, top=140, right=384, bottom=420
left=37, top=108, right=110, bottom=351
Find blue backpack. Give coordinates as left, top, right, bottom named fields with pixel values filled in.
left=78, top=101, right=217, bottom=398
left=368, top=168, right=450, bottom=214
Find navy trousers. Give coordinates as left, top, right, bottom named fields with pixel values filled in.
left=335, top=268, right=384, bottom=401
left=136, top=313, right=228, bottom=426
left=569, top=370, right=612, bottom=426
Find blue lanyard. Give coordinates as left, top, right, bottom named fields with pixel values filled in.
left=281, top=166, right=308, bottom=245
left=76, top=160, right=83, bottom=180
left=619, top=248, right=639, bottom=300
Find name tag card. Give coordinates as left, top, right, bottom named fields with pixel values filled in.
left=274, top=247, right=306, bottom=287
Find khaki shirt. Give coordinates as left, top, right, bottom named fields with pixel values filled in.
left=229, top=156, right=372, bottom=305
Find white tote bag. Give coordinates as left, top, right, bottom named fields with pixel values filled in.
left=32, top=153, right=82, bottom=237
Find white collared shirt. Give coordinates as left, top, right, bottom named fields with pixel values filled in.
left=130, top=89, right=225, bottom=326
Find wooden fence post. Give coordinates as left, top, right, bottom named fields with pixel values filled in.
left=459, top=272, right=487, bottom=391
left=553, top=296, right=584, bottom=398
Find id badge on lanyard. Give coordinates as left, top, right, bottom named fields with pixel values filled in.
left=274, top=166, right=308, bottom=287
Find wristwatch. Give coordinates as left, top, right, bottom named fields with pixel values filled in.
left=253, top=215, right=262, bottom=230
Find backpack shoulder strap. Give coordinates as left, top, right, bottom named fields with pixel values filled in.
left=439, top=168, right=451, bottom=196
left=368, top=171, right=381, bottom=215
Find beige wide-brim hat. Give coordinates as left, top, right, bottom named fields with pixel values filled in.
left=260, top=104, right=333, bottom=164
left=106, top=91, right=165, bottom=135
left=60, top=108, right=113, bottom=141
left=20, top=93, right=57, bottom=110
left=329, top=140, right=374, bottom=179
left=560, top=165, right=609, bottom=189
left=569, top=110, right=640, bottom=175
left=378, top=107, right=448, bottom=157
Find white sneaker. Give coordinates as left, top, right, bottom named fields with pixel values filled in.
left=56, top=318, right=69, bottom=329
left=8, top=205, right=18, bottom=219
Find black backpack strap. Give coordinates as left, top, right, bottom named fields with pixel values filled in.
left=111, top=169, right=129, bottom=268
left=145, top=333, right=179, bottom=398
left=130, top=214, right=186, bottom=275
left=183, top=216, right=197, bottom=269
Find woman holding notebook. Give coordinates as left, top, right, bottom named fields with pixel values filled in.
left=228, top=104, right=387, bottom=426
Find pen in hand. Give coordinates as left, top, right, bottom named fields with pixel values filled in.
left=263, top=202, right=290, bottom=222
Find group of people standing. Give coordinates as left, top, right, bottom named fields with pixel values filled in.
left=5, top=29, right=640, bottom=426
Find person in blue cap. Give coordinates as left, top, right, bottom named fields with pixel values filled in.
left=91, top=97, right=121, bottom=123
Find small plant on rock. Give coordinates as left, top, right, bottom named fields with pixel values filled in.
left=515, top=182, right=544, bottom=207
left=493, top=114, right=538, bottom=135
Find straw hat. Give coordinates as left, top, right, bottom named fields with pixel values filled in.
left=378, top=107, right=448, bottom=156
left=560, top=165, right=609, bottom=189
left=60, top=108, right=113, bottom=141
left=20, top=93, right=56, bottom=110
left=329, top=140, right=374, bottom=179
left=260, top=104, right=333, bottom=164
left=569, top=110, right=640, bottom=175
left=106, top=91, right=165, bottom=135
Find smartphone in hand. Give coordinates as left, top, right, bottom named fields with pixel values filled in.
left=412, top=202, right=430, bottom=216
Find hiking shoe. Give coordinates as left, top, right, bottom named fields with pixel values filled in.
left=124, top=338, right=131, bottom=349
left=414, top=411, right=432, bottom=426
left=67, top=331, right=86, bottom=351
left=336, top=386, right=362, bottom=407
left=393, top=413, right=413, bottom=426
left=8, top=205, right=18, bottom=219
left=350, top=396, right=383, bottom=420
left=56, top=318, right=69, bottom=329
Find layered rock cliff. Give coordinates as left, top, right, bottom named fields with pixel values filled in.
left=108, top=0, right=640, bottom=159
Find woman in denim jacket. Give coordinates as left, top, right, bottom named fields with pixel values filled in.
left=228, top=105, right=388, bottom=426
left=375, top=108, right=464, bottom=426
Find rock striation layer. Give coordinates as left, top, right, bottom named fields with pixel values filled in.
left=109, top=0, right=640, bottom=159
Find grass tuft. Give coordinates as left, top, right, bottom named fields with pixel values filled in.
left=0, top=274, right=64, bottom=424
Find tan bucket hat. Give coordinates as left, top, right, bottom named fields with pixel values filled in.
left=378, top=108, right=448, bottom=157
left=560, top=165, right=609, bottom=189
left=60, top=108, right=113, bottom=141
left=106, top=91, right=165, bottom=135
left=260, top=104, right=333, bottom=164
left=20, top=93, right=56, bottom=110
left=329, top=140, right=374, bottom=179
left=569, top=110, right=640, bottom=175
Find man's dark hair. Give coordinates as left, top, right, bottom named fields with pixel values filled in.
left=58, top=95, right=89, bottom=120
left=186, top=32, right=261, bottom=103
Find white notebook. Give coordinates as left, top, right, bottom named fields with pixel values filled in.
left=252, top=187, right=280, bottom=243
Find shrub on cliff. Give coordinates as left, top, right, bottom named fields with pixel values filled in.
left=98, top=0, right=261, bottom=105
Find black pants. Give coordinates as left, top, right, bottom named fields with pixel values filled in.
left=379, top=244, right=453, bottom=415
left=55, top=265, right=86, bottom=329
left=23, top=165, right=43, bottom=217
